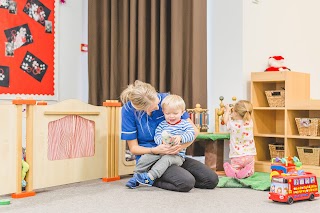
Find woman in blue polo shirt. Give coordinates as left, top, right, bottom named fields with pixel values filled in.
left=120, top=80, right=219, bottom=192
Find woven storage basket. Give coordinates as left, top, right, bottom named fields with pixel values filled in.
left=295, top=118, right=320, bottom=136
left=265, top=90, right=285, bottom=107
left=296, top=146, right=320, bottom=166
left=269, top=144, right=285, bottom=158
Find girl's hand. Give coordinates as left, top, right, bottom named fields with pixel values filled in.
left=224, top=104, right=231, bottom=112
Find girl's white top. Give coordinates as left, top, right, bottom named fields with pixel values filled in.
left=226, top=119, right=257, bottom=158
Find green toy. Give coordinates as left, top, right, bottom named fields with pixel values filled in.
left=0, top=199, right=11, bottom=205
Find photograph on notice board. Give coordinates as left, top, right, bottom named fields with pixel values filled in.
left=0, top=66, right=9, bottom=87
left=0, top=0, right=9, bottom=9
left=4, top=23, right=33, bottom=50
left=23, top=0, right=51, bottom=26
left=20, top=51, right=48, bottom=82
left=8, top=0, right=17, bottom=14
left=5, top=42, right=14, bottom=57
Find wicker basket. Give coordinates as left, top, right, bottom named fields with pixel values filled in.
left=269, top=144, right=285, bottom=158
left=265, top=90, right=285, bottom=107
left=295, top=118, right=320, bottom=136
left=296, top=146, right=320, bottom=166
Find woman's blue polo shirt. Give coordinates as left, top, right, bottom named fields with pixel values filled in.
left=121, top=93, right=189, bottom=160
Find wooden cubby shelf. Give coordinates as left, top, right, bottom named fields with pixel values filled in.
left=251, top=71, right=320, bottom=177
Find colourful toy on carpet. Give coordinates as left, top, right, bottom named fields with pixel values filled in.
left=269, top=156, right=319, bottom=204
left=0, top=199, right=10, bottom=205
left=270, top=156, right=303, bottom=178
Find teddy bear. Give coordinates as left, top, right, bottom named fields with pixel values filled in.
left=161, top=130, right=174, bottom=146
left=21, top=148, right=30, bottom=189
left=265, top=56, right=291, bottom=72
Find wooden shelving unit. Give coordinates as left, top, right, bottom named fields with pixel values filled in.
left=251, top=71, right=320, bottom=177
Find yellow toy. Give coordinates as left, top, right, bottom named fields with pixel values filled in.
left=22, top=148, right=29, bottom=189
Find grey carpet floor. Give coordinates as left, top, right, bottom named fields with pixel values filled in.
left=0, top=176, right=319, bottom=213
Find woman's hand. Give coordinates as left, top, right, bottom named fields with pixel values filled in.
left=171, top=135, right=182, bottom=145
left=153, top=143, right=181, bottom=155
left=127, top=139, right=181, bottom=155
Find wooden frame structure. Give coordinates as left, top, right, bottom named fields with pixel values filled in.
left=0, top=102, right=18, bottom=196
left=0, top=99, right=135, bottom=198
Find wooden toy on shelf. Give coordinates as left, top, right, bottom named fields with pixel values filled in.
left=216, top=96, right=226, bottom=117
left=186, top=104, right=209, bottom=132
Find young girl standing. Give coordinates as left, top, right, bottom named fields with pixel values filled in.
left=223, top=100, right=256, bottom=179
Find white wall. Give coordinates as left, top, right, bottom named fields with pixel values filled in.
left=208, top=0, right=320, bottom=132
left=243, top=0, right=320, bottom=100
left=207, top=0, right=243, bottom=133
left=58, top=0, right=88, bottom=102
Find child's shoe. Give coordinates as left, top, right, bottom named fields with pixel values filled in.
left=125, top=176, right=139, bottom=189
left=135, top=172, right=154, bottom=186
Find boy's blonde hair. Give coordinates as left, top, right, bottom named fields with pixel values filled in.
left=233, top=100, right=253, bottom=122
left=120, top=80, right=158, bottom=111
left=161, top=94, right=186, bottom=111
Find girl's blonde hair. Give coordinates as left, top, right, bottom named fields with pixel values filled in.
left=161, top=94, right=186, bottom=111
left=233, top=100, right=253, bottom=122
left=120, top=80, right=158, bottom=111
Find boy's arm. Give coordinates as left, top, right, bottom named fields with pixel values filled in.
left=180, top=121, right=196, bottom=143
left=170, top=118, right=197, bottom=149
left=187, top=117, right=199, bottom=138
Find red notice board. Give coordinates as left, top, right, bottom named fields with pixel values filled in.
left=0, top=0, right=56, bottom=98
